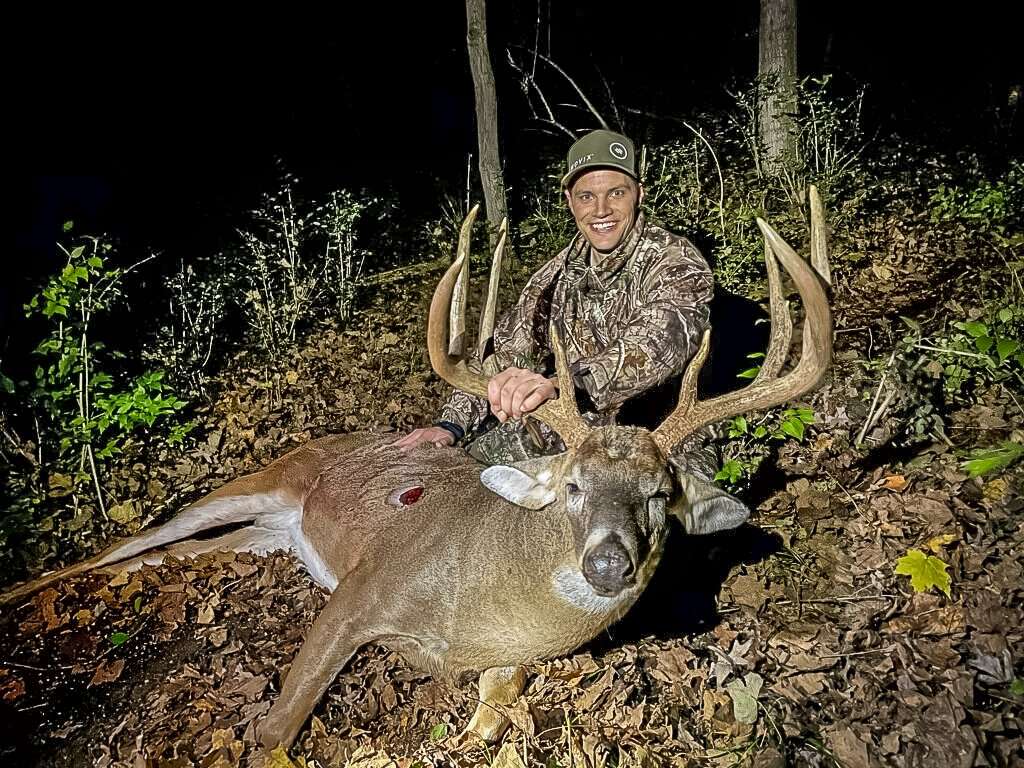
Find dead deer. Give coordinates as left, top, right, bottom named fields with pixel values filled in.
left=0, top=190, right=832, bottom=751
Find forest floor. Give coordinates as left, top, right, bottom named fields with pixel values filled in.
left=1, top=203, right=1021, bottom=768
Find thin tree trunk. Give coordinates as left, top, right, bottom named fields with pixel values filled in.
left=465, top=0, right=507, bottom=247
left=758, top=0, right=799, bottom=175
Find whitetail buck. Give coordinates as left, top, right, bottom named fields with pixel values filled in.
left=1, top=191, right=832, bottom=750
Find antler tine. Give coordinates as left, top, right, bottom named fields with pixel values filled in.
left=428, top=208, right=592, bottom=449
left=528, top=324, right=590, bottom=449
left=652, top=204, right=832, bottom=456
left=430, top=205, right=491, bottom=398
left=448, top=206, right=478, bottom=355
left=809, top=185, right=831, bottom=287
left=752, top=233, right=793, bottom=384
left=476, top=217, right=508, bottom=363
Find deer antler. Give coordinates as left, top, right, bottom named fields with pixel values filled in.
left=428, top=207, right=590, bottom=449
left=652, top=186, right=833, bottom=456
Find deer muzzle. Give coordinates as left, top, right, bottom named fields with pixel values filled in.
left=582, top=533, right=636, bottom=596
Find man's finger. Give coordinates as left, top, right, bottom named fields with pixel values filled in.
left=510, top=376, right=544, bottom=418
left=519, top=382, right=555, bottom=415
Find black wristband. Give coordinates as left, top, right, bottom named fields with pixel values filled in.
left=434, top=421, right=465, bottom=442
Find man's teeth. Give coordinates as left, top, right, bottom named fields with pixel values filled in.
left=592, top=222, right=615, bottom=231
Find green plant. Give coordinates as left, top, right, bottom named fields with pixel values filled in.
left=960, top=440, right=1024, bottom=478
left=715, top=407, right=817, bottom=486
left=235, top=179, right=373, bottom=358
left=910, top=301, right=1024, bottom=403
left=21, top=226, right=192, bottom=515
left=928, top=160, right=1023, bottom=243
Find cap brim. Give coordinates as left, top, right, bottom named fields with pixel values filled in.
left=561, top=162, right=638, bottom=188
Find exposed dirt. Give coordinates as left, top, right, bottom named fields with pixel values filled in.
left=1, top=219, right=1021, bottom=767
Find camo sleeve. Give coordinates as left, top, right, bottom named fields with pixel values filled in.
left=436, top=255, right=565, bottom=434
left=573, top=244, right=713, bottom=412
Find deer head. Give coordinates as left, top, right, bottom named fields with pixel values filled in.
left=428, top=202, right=832, bottom=597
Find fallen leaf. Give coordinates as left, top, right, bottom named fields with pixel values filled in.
left=895, top=549, right=952, bottom=597
left=490, top=742, right=529, bottom=768
left=89, top=658, right=126, bottom=687
left=926, top=533, right=958, bottom=553
left=882, top=474, right=908, bottom=491
left=725, top=672, right=762, bottom=724
left=107, top=501, right=139, bottom=525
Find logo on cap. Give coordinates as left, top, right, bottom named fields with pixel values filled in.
left=609, top=142, right=628, bottom=160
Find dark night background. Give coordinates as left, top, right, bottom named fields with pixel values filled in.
left=6, top=2, right=1022, bottom=357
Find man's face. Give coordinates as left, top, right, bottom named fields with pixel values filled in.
left=564, top=169, right=643, bottom=255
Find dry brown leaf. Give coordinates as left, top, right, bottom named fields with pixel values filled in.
left=197, top=604, right=215, bottom=624
left=576, top=667, right=614, bottom=711
left=0, top=672, right=26, bottom=702
left=89, top=658, right=126, bottom=687
left=883, top=474, right=909, bottom=491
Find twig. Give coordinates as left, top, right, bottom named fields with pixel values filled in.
left=823, top=469, right=862, bottom=515
left=819, top=646, right=896, bottom=659
left=912, top=343, right=991, bottom=361
left=856, top=347, right=897, bottom=447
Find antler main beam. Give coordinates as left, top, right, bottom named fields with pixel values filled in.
left=428, top=207, right=590, bottom=449
left=652, top=187, right=833, bottom=456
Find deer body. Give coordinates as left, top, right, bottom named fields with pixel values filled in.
left=2, top=194, right=833, bottom=752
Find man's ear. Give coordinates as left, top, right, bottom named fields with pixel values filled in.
left=668, top=458, right=749, bottom=534
left=480, top=455, right=561, bottom=510
left=637, top=183, right=644, bottom=205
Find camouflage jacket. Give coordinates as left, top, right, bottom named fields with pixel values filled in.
left=438, top=213, right=714, bottom=461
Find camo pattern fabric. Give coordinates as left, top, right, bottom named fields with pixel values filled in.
left=438, top=213, right=719, bottom=477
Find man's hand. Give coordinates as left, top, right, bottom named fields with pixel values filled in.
left=390, top=426, right=455, bottom=453
left=488, top=367, right=557, bottom=422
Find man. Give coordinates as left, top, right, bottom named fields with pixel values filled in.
left=392, top=129, right=718, bottom=480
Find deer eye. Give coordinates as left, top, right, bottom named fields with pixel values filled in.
left=567, top=482, right=581, bottom=495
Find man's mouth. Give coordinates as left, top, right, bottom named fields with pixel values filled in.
left=590, top=221, right=617, bottom=233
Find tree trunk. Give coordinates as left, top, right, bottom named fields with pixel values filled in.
left=465, top=0, right=507, bottom=247
left=758, top=0, right=799, bottom=175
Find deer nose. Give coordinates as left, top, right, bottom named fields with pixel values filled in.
left=583, top=537, right=635, bottom=595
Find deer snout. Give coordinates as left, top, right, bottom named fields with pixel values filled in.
left=582, top=535, right=635, bottom=595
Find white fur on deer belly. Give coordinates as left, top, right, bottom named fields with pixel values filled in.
left=257, top=493, right=338, bottom=591
left=552, top=566, right=634, bottom=615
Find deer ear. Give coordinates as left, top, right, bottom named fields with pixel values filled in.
left=669, top=462, right=750, bottom=534
left=481, top=456, right=560, bottom=510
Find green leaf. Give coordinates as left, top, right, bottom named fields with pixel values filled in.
left=429, top=723, right=448, bottom=742
left=995, top=337, right=1019, bottom=362
left=997, top=307, right=1013, bottom=323
left=725, top=672, right=762, bottom=724
left=714, top=460, right=744, bottom=484
left=110, top=631, right=130, bottom=646
left=960, top=441, right=1024, bottom=478
left=1010, top=678, right=1024, bottom=697
left=0, top=373, right=14, bottom=394
left=894, top=549, right=951, bottom=597
left=900, top=315, right=922, bottom=334
left=736, top=367, right=760, bottom=379
left=63, top=220, right=74, bottom=232
left=974, top=335, right=994, bottom=354
left=780, top=417, right=805, bottom=441
left=70, top=245, right=86, bottom=260
left=961, top=321, right=989, bottom=338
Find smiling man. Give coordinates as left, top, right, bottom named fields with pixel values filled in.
left=394, top=129, right=718, bottom=480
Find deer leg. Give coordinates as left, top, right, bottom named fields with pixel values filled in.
left=256, top=578, right=378, bottom=750
left=462, top=665, right=528, bottom=743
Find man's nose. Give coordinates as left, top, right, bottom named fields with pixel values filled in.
left=595, top=195, right=611, bottom=216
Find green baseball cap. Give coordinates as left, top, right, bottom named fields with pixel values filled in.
left=561, top=129, right=638, bottom=188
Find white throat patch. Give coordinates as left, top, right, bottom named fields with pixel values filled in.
left=551, top=565, right=633, bottom=615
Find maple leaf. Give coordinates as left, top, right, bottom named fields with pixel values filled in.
left=894, top=548, right=951, bottom=597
